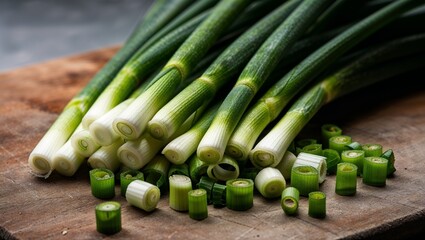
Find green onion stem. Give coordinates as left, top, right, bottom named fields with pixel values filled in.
left=142, top=155, right=170, bottom=192
left=308, top=191, right=326, bottom=219
left=188, top=189, right=208, bottom=220
left=212, top=183, right=227, bottom=208
left=363, top=157, right=388, bottom=187
left=88, top=139, right=124, bottom=172
left=89, top=168, right=115, bottom=199
left=291, top=166, right=319, bottom=197
left=226, top=178, right=254, bottom=211
left=95, top=201, right=121, bottom=235
left=169, top=175, right=193, bottom=212
left=120, top=170, right=144, bottom=197
left=247, top=0, right=423, bottom=168
left=335, top=162, right=358, bottom=196
left=52, top=139, right=85, bottom=177
left=126, top=180, right=161, bottom=212
left=199, top=0, right=332, bottom=165
left=255, top=167, right=286, bottom=199
left=281, top=187, right=300, bottom=216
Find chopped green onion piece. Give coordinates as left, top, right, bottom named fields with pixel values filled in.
left=321, top=124, right=342, bottom=148
left=329, top=135, right=352, bottom=154
left=296, top=139, right=318, bottom=148
left=255, top=167, right=286, bottom=199
left=239, top=167, right=260, bottom=181
left=293, top=152, right=327, bottom=184
left=88, top=139, right=124, bottom=172
left=308, top=191, right=326, bottom=219
left=188, top=189, right=208, bottom=220
left=275, top=151, right=297, bottom=180
left=207, top=155, right=240, bottom=181
left=291, top=166, right=319, bottom=197
left=363, top=157, right=388, bottom=187
left=347, top=141, right=362, bottom=150
left=341, top=150, right=365, bottom=175
left=89, top=168, right=115, bottom=199
left=212, top=183, right=226, bottom=208
left=126, top=180, right=160, bottom=212
left=95, top=201, right=121, bottom=235
left=197, top=176, right=216, bottom=204
left=335, top=162, right=358, bottom=196
left=281, top=187, right=300, bottom=216
left=168, top=163, right=190, bottom=178
left=322, top=149, right=340, bottom=175
left=381, top=149, right=396, bottom=176
left=169, top=175, right=192, bottom=212
left=189, top=155, right=210, bottom=184
left=301, top=144, right=323, bottom=156
left=142, top=155, right=170, bottom=193
left=120, top=170, right=144, bottom=197
left=226, top=178, right=254, bottom=211
left=362, top=144, right=383, bottom=157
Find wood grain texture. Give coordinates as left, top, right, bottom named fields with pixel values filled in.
left=0, top=47, right=424, bottom=240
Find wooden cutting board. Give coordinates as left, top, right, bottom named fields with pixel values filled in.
left=1, top=47, right=424, bottom=239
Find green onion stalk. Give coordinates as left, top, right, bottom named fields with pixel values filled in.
left=52, top=136, right=85, bottom=177
left=148, top=0, right=302, bottom=143
left=240, top=0, right=424, bottom=168
left=120, top=170, right=144, bottom=197
left=199, top=0, right=332, bottom=165
left=87, top=139, right=125, bottom=172
left=70, top=128, right=100, bottom=157
left=27, top=0, right=194, bottom=178
left=275, top=151, right=297, bottom=180
left=113, top=0, right=252, bottom=141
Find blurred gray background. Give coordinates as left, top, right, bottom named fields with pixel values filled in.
left=0, top=0, right=155, bottom=72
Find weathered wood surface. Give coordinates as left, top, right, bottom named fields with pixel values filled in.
left=0, top=47, right=424, bottom=240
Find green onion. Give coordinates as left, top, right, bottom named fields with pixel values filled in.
left=149, top=0, right=302, bottom=146
left=291, top=166, right=319, bottom=197
left=87, top=139, right=124, bottom=172
left=207, top=155, right=240, bottom=182
left=199, top=0, right=332, bottom=165
left=188, top=189, right=208, bottom=220
left=239, top=167, right=260, bottom=181
left=335, top=162, right=358, bottom=196
left=70, top=128, right=100, bottom=157
left=247, top=0, right=422, bottom=168
left=89, top=168, right=115, bottom=199
left=142, top=155, right=170, bottom=192
left=281, top=187, right=300, bottom=216
left=362, top=144, right=383, bottom=157
left=113, top=0, right=251, bottom=140
left=168, top=163, right=190, bottom=178
left=363, top=157, right=388, bottom=187
left=329, top=135, right=352, bottom=154
left=212, top=183, right=227, bottom=208
left=52, top=140, right=85, bottom=177
left=197, top=176, right=216, bottom=204
left=341, top=150, right=365, bottom=175
left=120, top=170, right=144, bottom=197
left=293, top=153, right=327, bottom=184
left=169, top=175, right=193, bottom=212
left=275, top=151, right=297, bottom=180
left=301, top=144, right=323, bottom=156
left=296, top=139, right=318, bottom=148
left=381, top=149, right=396, bottom=176
left=226, top=178, right=254, bottom=211
left=321, top=124, right=342, bottom=148
left=308, top=191, right=326, bottom=219
left=27, top=0, right=191, bottom=177
left=95, top=201, right=121, bottom=235
left=347, top=141, right=362, bottom=150
left=126, top=180, right=161, bottom=212
left=255, top=167, right=286, bottom=199
left=322, top=149, right=340, bottom=175
left=189, top=155, right=210, bottom=184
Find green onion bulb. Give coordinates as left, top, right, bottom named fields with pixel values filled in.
left=169, top=175, right=192, bottom=211
left=120, top=170, right=144, bottom=197
left=341, top=150, right=365, bottom=175
left=322, top=149, right=340, bottom=174
left=308, top=191, right=326, bottom=219
left=226, top=178, right=254, bottom=211
left=95, top=201, right=121, bottom=235
left=362, top=144, right=383, bottom=157
left=329, top=135, right=352, bottom=154
left=255, top=167, right=286, bottom=199
left=281, top=187, right=299, bottom=216
left=335, top=162, right=357, bottom=196
left=188, top=189, right=208, bottom=220
left=126, top=180, right=160, bottom=212
left=363, top=157, right=388, bottom=187
left=291, top=166, right=319, bottom=197
left=89, top=168, right=115, bottom=199
left=207, top=155, right=240, bottom=181
left=321, top=124, right=342, bottom=147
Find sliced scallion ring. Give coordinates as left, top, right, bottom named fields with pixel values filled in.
left=207, top=155, right=239, bottom=181
left=363, top=157, right=388, bottom=187
left=226, top=178, right=254, bottom=211
left=120, top=170, right=144, bottom=197
left=281, top=187, right=299, bottom=216
left=95, top=201, right=121, bottom=235
left=169, top=175, right=192, bottom=211
left=291, top=166, right=319, bottom=197
left=335, top=162, right=357, bottom=196
left=89, top=168, right=115, bottom=199
left=255, top=167, right=286, bottom=199
left=188, top=189, right=208, bottom=220
left=308, top=191, right=326, bottom=219
left=126, top=180, right=160, bottom=212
